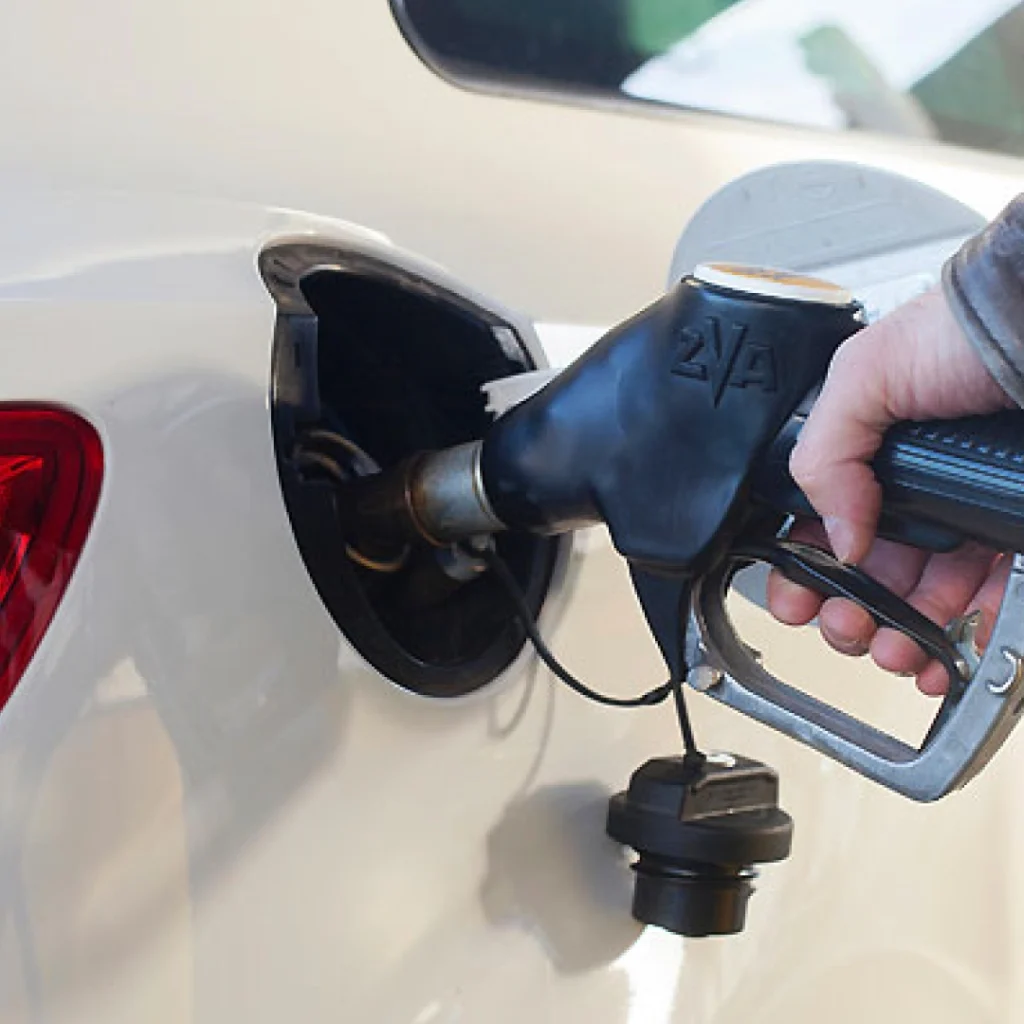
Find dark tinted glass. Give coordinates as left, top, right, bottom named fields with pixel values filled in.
left=395, top=0, right=1024, bottom=158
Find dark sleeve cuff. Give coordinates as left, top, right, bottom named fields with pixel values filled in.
left=942, top=194, right=1024, bottom=409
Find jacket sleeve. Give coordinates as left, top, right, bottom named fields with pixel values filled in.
left=943, top=194, right=1024, bottom=408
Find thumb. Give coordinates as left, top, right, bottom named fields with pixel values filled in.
left=789, top=337, right=893, bottom=564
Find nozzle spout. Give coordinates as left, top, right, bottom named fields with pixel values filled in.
left=338, top=441, right=506, bottom=560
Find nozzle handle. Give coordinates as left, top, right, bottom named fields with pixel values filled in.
left=756, top=409, right=1024, bottom=553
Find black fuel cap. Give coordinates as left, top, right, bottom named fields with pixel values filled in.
left=607, top=753, right=793, bottom=937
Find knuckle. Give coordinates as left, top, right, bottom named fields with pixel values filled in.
left=789, top=442, right=829, bottom=491
left=827, top=332, right=873, bottom=380
left=828, top=337, right=862, bottom=374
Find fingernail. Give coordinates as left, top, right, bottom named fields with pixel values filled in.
left=824, top=516, right=857, bottom=563
left=835, top=637, right=869, bottom=656
left=826, top=629, right=869, bottom=656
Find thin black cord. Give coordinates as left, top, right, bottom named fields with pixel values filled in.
left=669, top=581, right=703, bottom=762
left=480, top=545, right=671, bottom=709
left=670, top=676, right=700, bottom=754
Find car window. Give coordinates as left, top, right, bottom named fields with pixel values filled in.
left=394, top=0, right=1024, bottom=158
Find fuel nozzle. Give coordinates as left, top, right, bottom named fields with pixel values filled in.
left=606, top=754, right=793, bottom=937
left=338, top=263, right=862, bottom=574
left=327, top=263, right=853, bottom=940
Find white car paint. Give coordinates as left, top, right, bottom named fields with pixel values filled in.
left=0, top=5, right=1023, bottom=1024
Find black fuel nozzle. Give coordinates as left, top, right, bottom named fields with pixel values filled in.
left=336, top=263, right=1024, bottom=571
left=606, top=753, right=793, bottom=937
left=337, top=264, right=863, bottom=569
left=479, top=265, right=864, bottom=572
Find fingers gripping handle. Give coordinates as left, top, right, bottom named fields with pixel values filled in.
left=689, top=549, right=1024, bottom=801
left=757, top=409, right=1024, bottom=552
left=734, top=541, right=970, bottom=690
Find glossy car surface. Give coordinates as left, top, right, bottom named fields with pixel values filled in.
left=1, top=4, right=1024, bottom=1023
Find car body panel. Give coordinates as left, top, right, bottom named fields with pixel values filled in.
left=0, top=5, right=1024, bottom=1024
left=1, top=2, right=1022, bottom=326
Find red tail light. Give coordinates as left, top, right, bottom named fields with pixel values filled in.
left=0, top=407, right=103, bottom=713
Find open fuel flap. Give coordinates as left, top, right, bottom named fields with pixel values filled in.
left=262, top=241, right=562, bottom=697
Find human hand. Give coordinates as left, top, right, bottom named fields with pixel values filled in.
left=766, top=288, right=1015, bottom=694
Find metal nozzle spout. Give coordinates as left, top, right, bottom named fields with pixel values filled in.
left=339, top=441, right=506, bottom=563
left=407, top=441, right=506, bottom=545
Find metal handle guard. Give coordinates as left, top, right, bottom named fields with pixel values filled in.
left=687, top=553, right=1024, bottom=801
